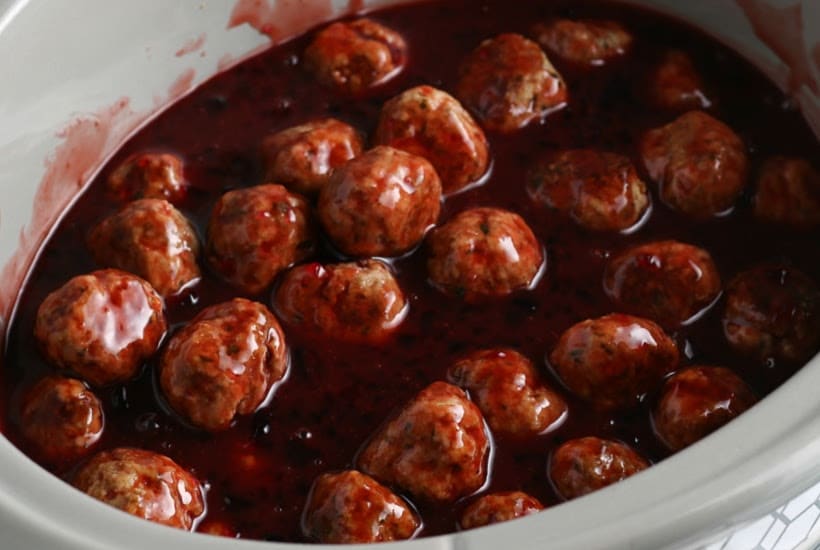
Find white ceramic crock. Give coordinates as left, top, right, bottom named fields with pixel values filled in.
left=0, top=1, right=818, bottom=549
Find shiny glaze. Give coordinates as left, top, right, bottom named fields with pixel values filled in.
left=2, top=0, right=820, bottom=541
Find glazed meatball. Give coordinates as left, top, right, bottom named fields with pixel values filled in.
left=653, top=366, right=757, bottom=451
left=34, top=270, right=166, bottom=387
left=273, top=260, right=407, bottom=344
left=532, top=19, right=632, bottom=66
left=527, top=149, right=650, bottom=232
left=604, top=240, right=722, bottom=327
left=88, top=199, right=200, bottom=297
left=19, top=376, right=104, bottom=464
left=304, top=18, right=407, bottom=96
left=375, top=85, right=490, bottom=194
left=358, top=381, right=489, bottom=502
left=107, top=152, right=187, bottom=204
left=160, top=298, right=288, bottom=431
left=427, top=207, right=543, bottom=303
left=549, top=437, right=649, bottom=500
left=448, top=349, right=566, bottom=438
left=456, top=33, right=568, bottom=133
left=722, top=266, right=820, bottom=364
left=302, top=470, right=420, bottom=543
left=550, top=313, right=679, bottom=409
left=318, top=146, right=442, bottom=257
left=261, top=118, right=363, bottom=196
left=207, top=184, right=314, bottom=294
left=460, top=492, right=544, bottom=530
left=73, top=448, right=204, bottom=530
left=754, top=156, right=820, bottom=228
left=648, top=50, right=711, bottom=111
left=640, top=110, right=748, bottom=217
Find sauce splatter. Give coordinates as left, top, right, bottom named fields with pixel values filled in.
left=175, top=33, right=207, bottom=58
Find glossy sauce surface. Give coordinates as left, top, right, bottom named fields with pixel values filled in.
left=3, top=0, right=820, bottom=541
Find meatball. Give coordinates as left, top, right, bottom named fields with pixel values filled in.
left=160, top=298, right=288, bottom=431
left=302, top=470, right=420, bottom=543
left=527, top=149, right=650, bottom=232
left=304, top=18, right=407, bottom=96
left=107, top=152, right=187, bottom=204
left=460, top=491, right=544, bottom=530
left=640, top=110, right=748, bottom=217
left=19, top=376, right=104, bottom=464
left=207, top=184, right=314, bottom=294
left=653, top=366, right=757, bottom=451
left=261, top=118, right=363, bottom=196
left=549, top=437, right=649, bottom=500
left=532, top=19, right=632, bottom=66
left=549, top=313, right=679, bottom=409
left=647, top=50, right=711, bottom=111
left=358, top=381, right=489, bottom=502
left=753, top=156, right=820, bottom=228
left=88, top=199, right=200, bottom=297
left=603, top=240, right=722, bottom=327
left=73, top=448, right=204, bottom=530
left=273, top=260, right=407, bottom=344
left=722, top=266, right=820, bottom=364
left=34, top=269, right=166, bottom=387
left=427, top=207, right=544, bottom=303
left=456, top=33, right=568, bottom=133
left=318, top=146, right=442, bottom=257
left=375, top=85, right=490, bottom=195
left=448, top=348, right=566, bottom=438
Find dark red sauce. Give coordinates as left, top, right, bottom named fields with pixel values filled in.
left=3, top=0, right=820, bottom=542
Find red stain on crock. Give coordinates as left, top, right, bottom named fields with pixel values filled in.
left=735, top=0, right=819, bottom=94
left=167, top=68, right=197, bottom=102
left=175, top=33, right=207, bottom=58
left=228, top=0, right=335, bottom=41
left=0, top=98, right=138, bottom=334
left=0, top=65, right=205, bottom=339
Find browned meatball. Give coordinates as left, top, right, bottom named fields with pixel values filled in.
left=648, top=50, right=711, bottom=110
left=375, top=85, right=490, bottom=194
left=549, top=437, right=649, bottom=500
left=653, top=366, right=757, bottom=451
left=550, top=313, right=679, bottom=409
left=107, top=152, right=187, bottom=204
left=19, top=376, right=103, bottom=464
left=448, top=349, right=566, bottom=438
left=73, top=448, right=204, bottom=530
left=640, top=111, right=748, bottom=217
left=427, top=207, right=544, bottom=303
left=358, top=381, right=489, bottom=502
left=459, top=491, right=544, bottom=530
left=604, top=240, right=722, bottom=327
left=318, top=146, right=442, bottom=257
left=722, top=266, right=820, bottom=364
left=527, top=149, right=650, bottom=232
left=273, top=260, right=407, bottom=344
left=754, top=156, right=820, bottom=228
left=456, top=33, right=568, bottom=133
left=34, top=270, right=166, bottom=387
left=160, top=298, right=288, bottom=431
left=532, top=19, right=632, bottom=66
left=261, top=118, right=363, bottom=196
left=304, top=18, right=407, bottom=96
left=302, top=470, right=420, bottom=543
left=207, top=184, right=314, bottom=294
left=88, top=199, right=200, bottom=297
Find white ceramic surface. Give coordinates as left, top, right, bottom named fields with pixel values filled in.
left=0, top=1, right=818, bottom=549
